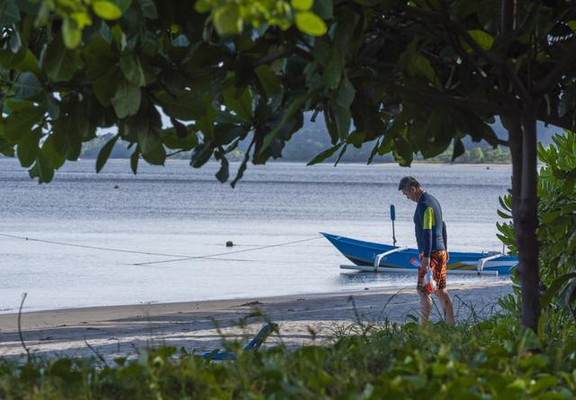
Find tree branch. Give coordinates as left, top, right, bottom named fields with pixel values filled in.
left=537, top=108, right=573, bottom=131
left=450, top=20, right=533, bottom=104
left=386, top=83, right=518, bottom=116
left=402, top=4, right=533, bottom=104
left=533, top=37, right=576, bottom=94
left=253, top=47, right=304, bottom=67
left=501, top=0, right=516, bottom=34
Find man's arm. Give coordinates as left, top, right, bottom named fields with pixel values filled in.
left=423, top=206, right=435, bottom=258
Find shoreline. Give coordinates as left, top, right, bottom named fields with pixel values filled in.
left=0, top=280, right=513, bottom=360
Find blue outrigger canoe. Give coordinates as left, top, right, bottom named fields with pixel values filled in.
left=321, top=232, right=518, bottom=276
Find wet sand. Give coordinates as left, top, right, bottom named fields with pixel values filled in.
left=0, top=280, right=512, bottom=360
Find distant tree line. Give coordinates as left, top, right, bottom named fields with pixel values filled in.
left=80, top=132, right=512, bottom=164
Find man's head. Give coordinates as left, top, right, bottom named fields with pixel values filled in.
left=398, top=176, right=424, bottom=202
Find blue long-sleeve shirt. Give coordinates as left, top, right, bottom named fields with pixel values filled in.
left=414, top=192, right=447, bottom=257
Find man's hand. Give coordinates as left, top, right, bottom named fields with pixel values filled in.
left=421, top=257, right=430, bottom=271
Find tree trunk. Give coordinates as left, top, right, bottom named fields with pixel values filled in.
left=517, top=111, right=540, bottom=331
left=503, top=111, right=540, bottom=331
left=498, top=0, right=540, bottom=332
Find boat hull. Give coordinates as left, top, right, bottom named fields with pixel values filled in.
left=321, top=232, right=517, bottom=275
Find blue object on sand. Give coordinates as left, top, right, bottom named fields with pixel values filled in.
left=200, top=322, right=278, bottom=361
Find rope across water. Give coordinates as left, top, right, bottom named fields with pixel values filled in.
left=0, top=232, right=323, bottom=266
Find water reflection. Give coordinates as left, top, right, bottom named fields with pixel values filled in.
left=337, top=271, right=506, bottom=288
left=337, top=272, right=414, bottom=286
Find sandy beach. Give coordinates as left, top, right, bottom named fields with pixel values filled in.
left=0, top=280, right=512, bottom=360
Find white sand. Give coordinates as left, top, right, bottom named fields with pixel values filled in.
left=0, top=281, right=512, bottom=360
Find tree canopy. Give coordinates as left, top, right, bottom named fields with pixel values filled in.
left=3, top=0, right=576, bottom=329
left=1, top=0, right=574, bottom=181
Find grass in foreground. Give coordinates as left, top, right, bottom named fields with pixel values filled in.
left=0, top=307, right=575, bottom=399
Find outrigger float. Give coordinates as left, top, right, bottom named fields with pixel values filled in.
left=321, top=232, right=518, bottom=276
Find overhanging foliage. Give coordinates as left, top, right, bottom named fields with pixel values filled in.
left=3, top=0, right=576, bottom=329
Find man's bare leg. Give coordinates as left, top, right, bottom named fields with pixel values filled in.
left=435, top=289, right=455, bottom=325
left=419, top=291, right=433, bottom=323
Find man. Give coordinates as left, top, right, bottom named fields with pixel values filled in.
left=398, top=176, right=455, bottom=324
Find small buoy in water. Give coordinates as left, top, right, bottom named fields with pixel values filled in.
left=114, top=184, right=119, bottom=189
left=486, top=166, right=490, bottom=170
left=226, top=241, right=234, bottom=247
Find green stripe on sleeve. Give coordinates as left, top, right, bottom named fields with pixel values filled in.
left=423, top=206, right=435, bottom=229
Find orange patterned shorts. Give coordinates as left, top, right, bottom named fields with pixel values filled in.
left=417, top=251, right=448, bottom=294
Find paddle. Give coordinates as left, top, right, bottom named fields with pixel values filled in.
left=390, top=204, right=397, bottom=247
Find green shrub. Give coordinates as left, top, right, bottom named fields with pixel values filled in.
left=1, top=314, right=575, bottom=399
left=497, top=131, right=576, bottom=319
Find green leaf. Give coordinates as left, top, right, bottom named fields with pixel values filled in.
left=335, top=105, right=351, bottom=140
left=112, top=81, right=141, bottom=118
left=367, top=139, right=380, bottom=163
left=528, top=375, right=558, bottom=395
left=191, top=142, right=214, bottom=168
left=466, top=30, right=495, bottom=51
left=336, top=77, right=356, bottom=108
left=0, top=0, right=20, bottom=25
left=93, top=1, right=123, bottom=20
left=93, top=69, right=119, bottom=107
left=452, top=138, right=465, bottom=162
left=154, top=91, right=208, bottom=121
left=260, top=93, right=309, bottom=155
left=230, top=142, right=252, bottom=188
left=0, top=45, right=26, bottom=68
left=541, top=272, right=576, bottom=308
left=497, top=209, right=512, bottom=219
left=29, top=149, right=55, bottom=183
left=307, top=143, right=343, bottom=165
left=255, top=65, right=281, bottom=97
left=223, top=85, right=253, bottom=121
left=215, top=151, right=230, bottom=183
left=42, top=135, right=66, bottom=169
left=141, top=144, right=166, bottom=165
left=163, top=125, right=198, bottom=150
left=9, top=30, right=22, bottom=54
left=292, top=0, right=313, bottom=12
left=110, top=0, right=133, bottom=12
left=13, top=72, right=42, bottom=99
left=130, top=145, right=140, bottom=174
left=313, top=0, right=333, bottom=19
left=324, top=49, right=344, bottom=89
left=120, top=55, right=146, bottom=86
left=346, top=130, right=365, bottom=147
left=62, top=17, right=82, bottom=49
left=195, top=0, right=212, bottom=13
left=96, top=134, right=119, bottom=172
left=43, top=41, right=77, bottom=82
left=139, top=126, right=163, bottom=155
left=84, top=39, right=115, bottom=80
left=171, top=117, right=188, bottom=139
left=295, top=12, right=327, bottom=36
left=17, top=128, right=41, bottom=168
left=51, top=118, right=82, bottom=161
left=4, top=106, right=44, bottom=142
left=334, top=143, right=348, bottom=165
left=409, top=53, right=438, bottom=84
left=138, top=0, right=157, bottom=18
left=393, top=136, right=414, bottom=166
left=213, top=3, right=242, bottom=35
left=14, top=50, right=41, bottom=75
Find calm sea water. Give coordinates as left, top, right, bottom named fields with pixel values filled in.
left=0, top=158, right=512, bottom=313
